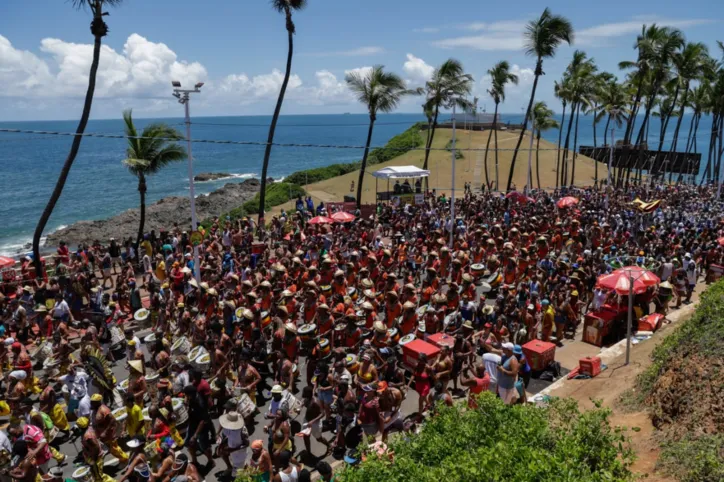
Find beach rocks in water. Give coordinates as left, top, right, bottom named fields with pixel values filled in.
left=46, top=178, right=261, bottom=247
left=194, top=172, right=232, bottom=182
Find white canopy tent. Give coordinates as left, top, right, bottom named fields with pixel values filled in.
left=372, top=165, right=430, bottom=179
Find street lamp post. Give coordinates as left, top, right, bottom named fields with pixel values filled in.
left=449, top=91, right=457, bottom=248
left=172, top=80, right=204, bottom=282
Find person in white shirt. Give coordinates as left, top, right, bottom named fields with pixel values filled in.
left=77, top=394, right=92, bottom=419
left=59, top=367, right=90, bottom=415
left=482, top=352, right=502, bottom=394
left=218, top=410, right=249, bottom=474
left=51, top=295, right=71, bottom=322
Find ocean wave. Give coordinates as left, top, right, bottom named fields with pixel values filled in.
left=0, top=224, right=68, bottom=258
left=195, top=172, right=255, bottom=183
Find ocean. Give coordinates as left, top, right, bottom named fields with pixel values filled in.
left=0, top=112, right=715, bottom=255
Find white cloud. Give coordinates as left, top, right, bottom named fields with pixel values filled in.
left=462, top=20, right=527, bottom=32
left=478, top=64, right=535, bottom=102
left=577, top=18, right=714, bottom=45
left=216, top=69, right=303, bottom=104
left=413, top=27, right=440, bottom=33
left=306, top=46, right=384, bottom=57
left=403, top=53, right=434, bottom=86
left=433, top=34, right=524, bottom=51
left=343, top=66, right=374, bottom=79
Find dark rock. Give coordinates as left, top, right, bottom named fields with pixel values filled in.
left=194, top=172, right=232, bottom=182
left=46, top=178, right=261, bottom=247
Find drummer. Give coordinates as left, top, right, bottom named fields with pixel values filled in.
left=76, top=416, right=116, bottom=482
left=37, top=376, right=69, bottom=434
left=127, top=360, right=147, bottom=407
left=384, top=291, right=402, bottom=329
left=236, top=350, right=261, bottom=406
left=399, top=301, right=417, bottom=335
left=91, top=393, right=130, bottom=464
left=316, top=304, right=333, bottom=337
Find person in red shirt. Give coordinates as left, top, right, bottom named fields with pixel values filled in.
left=191, top=369, right=212, bottom=406
left=399, top=301, right=418, bottom=335
left=384, top=291, right=402, bottom=328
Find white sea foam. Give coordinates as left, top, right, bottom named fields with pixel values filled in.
left=195, top=172, right=255, bottom=183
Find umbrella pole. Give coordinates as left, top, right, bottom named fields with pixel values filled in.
left=626, top=271, right=633, bottom=365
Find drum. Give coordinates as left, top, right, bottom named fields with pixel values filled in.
left=486, top=271, right=502, bottom=289
left=347, top=286, right=358, bottom=302
left=72, top=466, right=92, bottom=482
left=659, top=281, right=673, bottom=301
left=280, top=391, right=303, bottom=419
left=470, top=263, right=485, bottom=277
left=117, top=378, right=130, bottom=396
left=194, top=353, right=211, bottom=374
left=110, top=325, right=125, bottom=348
left=172, top=398, right=189, bottom=426
left=292, top=363, right=300, bottom=377
left=133, top=463, right=151, bottom=480
left=480, top=282, right=492, bottom=293
left=318, top=338, right=331, bottom=358
left=236, top=392, right=256, bottom=418
left=134, top=309, right=150, bottom=322
left=144, top=333, right=157, bottom=345
left=143, top=441, right=158, bottom=460
left=399, top=333, right=416, bottom=348
left=145, top=372, right=159, bottom=402
left=298, top=324, right=318, bottom=345
left=112, top=407, right=128, bottom=438
left=260, top=311, right=272, bottom=329
left=345, top=354, right=359, bottom=374
left=355, top=310, right=365, bottom=320
left=188, top=345, right=207, bottom=363
left=234, top=307, right=245, bottom=321
left=171, top=336, right=191, bottom=355
left=321, top=285, right=332, bottom=296
left=32, top=341, right=53, bottom=365
left=387, top=328, right=400, bottom=345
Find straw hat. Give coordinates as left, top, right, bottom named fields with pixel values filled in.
left=373, top=321, right=387, bottom=334
left=483, top=305, right=494, bottom=315
left=361, top=301, right=374, bottom=311
left=363, top=289, right=375, bottom=299
left=271, top=385, right=284, bottom=394
left=260, top=280, right=272, bottom=289
left=128, top=360, right=144, bottom=373
left=206, top=288, right=218, bottom=297
left=387, top=291, right=398, bottom=299
left=402, top=301, right=415, bottom=310
left=242, top=309, right=254, bottom=321
left=199, top=282, right=209, bottom=291
left=360, top=278, right=374, bottom=289
left=403, top=283, right=415, bottom=291
left=219, top=411, right=245, bottom=430
left=284, top=322, right=298, bottom=334
left=188, top=278, right=198, bottom=288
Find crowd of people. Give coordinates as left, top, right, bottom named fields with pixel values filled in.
left=0, top=182, right=723, bottom=482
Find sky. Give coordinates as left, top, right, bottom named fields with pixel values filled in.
left=1, top=0, right=722, bottom=121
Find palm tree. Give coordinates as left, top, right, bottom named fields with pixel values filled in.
left=421, top=59, right=474, bottom=190
left=121, top=110, right=186, bottom=250
left=553, top=80, right=568, bottom=188
left=532, top=101, right=559, bottom=189
left=346, top=66, right=420, bottom=208
left=483, top=61, right=519, bottom=190
left=505, top=8, right=573, bottom=191
left=595, top=81, right=629, bottom=185
left=31, top=0, right=123, bottom=276
left=585, top=72, right=614, bottom=149
left=258, top=0, right=307, bottom=228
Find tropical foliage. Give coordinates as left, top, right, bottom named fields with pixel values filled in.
left=484, top=61, right=518, bottom=190
left=121, top=110, right=186, bottom=249
left=334, top=394, right=635, bottom=482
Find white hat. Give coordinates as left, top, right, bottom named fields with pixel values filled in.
left=684, top=253, right=691, bottom=258
left=501, top=342, right=514, bottom=351
left=9, top=370, right=27, bottom=380
left=271, top=385, right=283, bottom=394
left=219, top=411, right=245, bottom=430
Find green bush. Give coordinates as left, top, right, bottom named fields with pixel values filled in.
left=658, top=435, right=724, bottom=482
left=367, top=122, right=425, bottom=165
left=335, top=394, right=635, bottom=482
left=445, top=139, right=464, bottom=159
left=284, top=162, right=360, bottom=185
left=242, top=182, right=306, bottom=215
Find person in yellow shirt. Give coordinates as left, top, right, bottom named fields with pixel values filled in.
left=540, top=299, right=555, bottom=342
left=124, top=394, right=145, bottom=439
left=155, top=255, right=167, bottom=282
left=141, top=239, right=153, bottom=258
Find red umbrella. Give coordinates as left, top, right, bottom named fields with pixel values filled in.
left=331, top=211, right=356, bottom=223
left=718, top=237, right=724, bottom=247
left=556, top=196, right=579, bottom=209
left=597, top=267, right=659, bottom=295
left=505, top=192, right=534, bottom=204
left=0, top=256, right=15, bottom=269
left=308, top=216, right=334, bottom=225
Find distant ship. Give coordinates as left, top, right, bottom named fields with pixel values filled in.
left=343, top=112, right=351, bottom=115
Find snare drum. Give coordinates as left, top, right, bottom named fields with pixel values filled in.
left=171, top=336, right=191, bottom=355
left=72, top=466, right=92, bottom=482
left=470, top=263, right=485, bottom=277
left=143, top=441, right=158, bottom=460
left=345, top=354, right=359, bottom=374
left=318, top=338, right=331, bottom=358
left=347, top=286, right=358, bottom=302
left=234, top=307, right=245, bottom=321
left=236, top=393, right=256, bottom=419
left=387, top=328, right=400, bottom=345
left=116, top=378, right=130, bottom=396
left=33, top=341, right=53, bottom=365
left=112, top=407, right=128, bottom=438
left=398, top=333, right=416, bottom=348
left=144, top=333, right=157, bottom=345
left=260, top=311, right=272, bottom=329
left=188, top=345, right=207, bottom=363
left=298, top=323, right=318, bottom=345
left=110, top=325, right=125, bottom=348
left=145, top=373, right=159, bottom=401
left=321, top=285, right=332, bottom=297
left=172, top=398, right=189, bottom=426
left=134, top=309, right=150, bottom=322
left=194, top=353, right=211, bottom=374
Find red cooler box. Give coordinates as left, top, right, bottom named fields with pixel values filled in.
left=583, top=309, right=618, bottom=347
left=401, top=339, right=440, bottom=371
left=638, top=313, right=664, bottom=332
left=579, top=356, right=602, bottom=377
left=522, top=340, right=556, bottom=371
left=427, top=332, right=456, bottom=351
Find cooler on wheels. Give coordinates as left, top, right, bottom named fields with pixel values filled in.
left=522, top=340, right=556, bottom=372
left=583, top=308, right=618, bottom=347
left=401, top=339, right=440, bottom=372
left=426, top=333, right=455, bottom=351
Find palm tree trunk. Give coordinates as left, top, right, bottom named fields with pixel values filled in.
left=701, top=114, right=718, bottom=185
left=136, top=175, right=147, bottom=254
left=356, top=115, right=376, bottom=208
left=654, top=84, right=680, bottom=177
left=556, top=103, right=567, bottom=189
left=571, top=104, right=581, bottom=186
left=506, top=57, right=541, bottom=191
left=32, top=28, right=103, bottom=276
left=423, top=107, right=440, bottom=191
left=561, top=102, right=576, bottom=187
left=483, top=103, right=497, bottom=191
left=258, top=10, right=295, bottom=229
left=678, top=112, right=697, bottom=184
left=535, top=132, right=542, bottom=189
left=667, top=86, right=688, bottom=183
left=624, top=80, right=645, bottom=144
left=592, top=102, right=598, bottom=148
left=630, top=88, right=658, bottom=185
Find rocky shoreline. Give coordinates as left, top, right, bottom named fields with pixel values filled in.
left=193, top=172, right=232, bottom=182
left=45, top=178, right=261, bottom=247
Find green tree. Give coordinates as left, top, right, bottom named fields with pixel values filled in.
left=505, top=8, right=573, bottom=191
left=532, top=101, right=559, bottom=189
left=421, top=59, right=474, bottom=190
left=32, top=0, right=123, bottom=276
left=346, top=66, right=420, bottom=208
left=121, top=110, right=186, bottom=250
left=595, top=80, right=629, bottom=184
left=258, top=0, right=307, bottom=229
left=483, top=61, right=519, bottom=191
left=553, top=79, right=571, bottom=188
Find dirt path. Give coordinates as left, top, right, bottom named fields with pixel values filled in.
left=546, top=287, right=704, bottom=481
